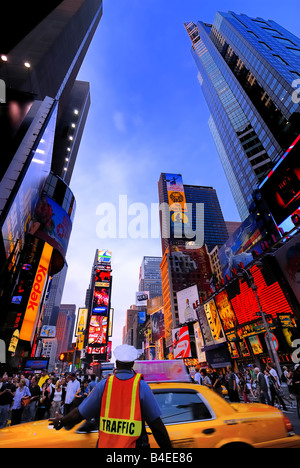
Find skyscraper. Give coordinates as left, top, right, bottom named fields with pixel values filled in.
left=0, top=1, right=103, bottom=370
left=139, top=256, right=162, bottom=299
left=185, top=12, right=300, bottom=221
left=158, top=173, right=229, bottom=348
left=158, top=173, right=229, bottom=254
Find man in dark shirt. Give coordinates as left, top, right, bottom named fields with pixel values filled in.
left=0, top=375, right=16, bottom=428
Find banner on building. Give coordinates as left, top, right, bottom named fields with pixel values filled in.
left=172, top=326, right=191, bottom=359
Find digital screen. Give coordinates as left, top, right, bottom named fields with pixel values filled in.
left=92, top=286, right=110, bottom=314
left=260, top=135, right=300, bottom=225
left=23, top=359, right=48, bottom=370
left=88, top=315, right=108, bottom=345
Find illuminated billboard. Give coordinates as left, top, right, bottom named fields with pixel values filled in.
left=165, top=173, right=187, bottom=213
left=97, top=250, right=112, bottom=264
left=28, top=195, right=72, bottom=260
left=218, top=213, right=262, bottom=281
left=274, top=232, right=300, bottom=303
left=95, top=269, right=111, bottom=287
left=260, top=134, right=300, bottom=226
left=177, top=285, right=199, bottom=324
left=75, top=308, right=88, bottom=337
left=92, top=286, right=110, bottom=314
left=151, top=309, right=165, bottom=342
left=172, top=326, right=191, bottom=359
left=19, top=243, right=53, bottom=343
left=214, top=290, right=238, bottom=331
left=226, top=264, right=293, bottom=326
left=88, top=315, right=108, bottom=345
left=203, top=299, right=226, bottom=345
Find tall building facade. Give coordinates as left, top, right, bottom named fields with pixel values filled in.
left=139, top=256, right=162, bottom=299
left=158, top=173, right=229, bottom=348
left=0, top=0, right=103, bottom=371
left=185, top=12, right=300, bottom=221
left=56, top=304, right=76, bottom=357
left=158, top=173, right=229, bottom=254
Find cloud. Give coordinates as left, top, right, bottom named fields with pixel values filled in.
left=113, top=111, right=127, bottom=133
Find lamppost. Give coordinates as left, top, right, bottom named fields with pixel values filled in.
left=237, top=262, right=282, bottom=378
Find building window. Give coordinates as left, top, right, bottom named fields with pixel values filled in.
left=273, top=55, right=289, bottom=66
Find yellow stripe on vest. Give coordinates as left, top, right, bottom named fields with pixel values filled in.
left=130, top=374, right=141, bottom=421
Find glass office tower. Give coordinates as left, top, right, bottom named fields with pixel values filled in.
left=185, top=12, right=300, bottom=221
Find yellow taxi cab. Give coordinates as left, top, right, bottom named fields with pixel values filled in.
left=0, top=360, right=299, bottom=449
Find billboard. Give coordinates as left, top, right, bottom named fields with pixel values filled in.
left=218, top=213, right=262, bottom=280
left=92, top=286, right=110, bottom=315
left=97, top=250, right=112, bottom=264
left=226, top=264, right=293, bottom=326
left=19, top=242, right=53, bottom=343
left=193, top=322, right=206, bottom=363
left=214, top=290, right=238, bottom=331
left=94, top=269, right=111, bottom=287
left=136, top=291, right=150, bottom=307
left=28, top=195, right=72, bottom=259
left=75, top=308, right=88, bottom=337
left=151, top=309, right=165, bottom=342
left=274, top=232, right=300, bottom=303
left=172, top=326, right=191, bottom=359
left=260, top=134, right=300, bottom=226
left=203, top=299, right=226, bottom=344
left=177, top=285, right=199, bottom=324
left=88, top=315, right=108, bottom=346
left=195, top=305, right=215, bottom=347
left=40, top=326, right=56, bottom=338
left=165, top=173, right=187, bottom=214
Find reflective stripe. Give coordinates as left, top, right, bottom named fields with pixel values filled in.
left=104, top=376, right=114, bottom=418
left=130, top=374, right=140, bottom=421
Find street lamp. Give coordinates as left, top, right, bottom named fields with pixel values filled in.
left=237, top=263, right=282, bottom=378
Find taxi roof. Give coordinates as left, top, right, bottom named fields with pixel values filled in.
left=133, top=360, right=192, bottom=383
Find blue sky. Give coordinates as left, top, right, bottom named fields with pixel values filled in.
left=62, top=0, right=300, bottom=350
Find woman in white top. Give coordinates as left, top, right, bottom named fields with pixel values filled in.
left=50, top=380, right=65, bottom=418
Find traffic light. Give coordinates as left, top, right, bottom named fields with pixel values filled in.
left=59, top=353, right=65, bottom=361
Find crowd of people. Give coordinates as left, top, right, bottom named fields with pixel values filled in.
left=0, top=369, right=99, bottom=429
left=1, top=361, right=300, bottom=429
left=193, top=362, right=300, bottom=411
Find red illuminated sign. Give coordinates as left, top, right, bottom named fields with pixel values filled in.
left=229, top=265, right=293, bottom=326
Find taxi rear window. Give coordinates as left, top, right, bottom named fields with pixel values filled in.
left=153, top=389, right=212, bottom=424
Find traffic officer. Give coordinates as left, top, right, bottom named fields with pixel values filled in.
left=49, top=344, right=172, bottom=449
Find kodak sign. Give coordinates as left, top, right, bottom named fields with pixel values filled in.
left=20, top=243, right=53, bottom=343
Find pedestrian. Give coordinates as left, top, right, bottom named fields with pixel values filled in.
left=38, top=369, right=49, bottom=389
left=49, top=344, right=172, bottom=449
left=194, top=367, right=203, bottom=385
left=266, top=363, right=288, bottom=411
left=200, top=369, right=212, bottom=388
left=64, top=373, right=81, bottom=415
left=254, top=368, right=271, bottom=405
left=212, top=370, right=224, bottom=397
left=22, top=375, right=40, bottom=423
left=50, top=380, right=65, bottom=418
left=36, top=382, right=51, bottom=420
left=11, top=378, right=31, bottom=426
left=0, top=374, right=16, bottom=428
left=227, top=367, right=240, bottom=402
left=238, top=372, right=250, bottom=403
left=87, top=374, right=97, bottom=394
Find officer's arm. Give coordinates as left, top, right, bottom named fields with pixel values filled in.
left=148, top=417, right=172, bottom=449
left=49, top=407, right=84, bottom=430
